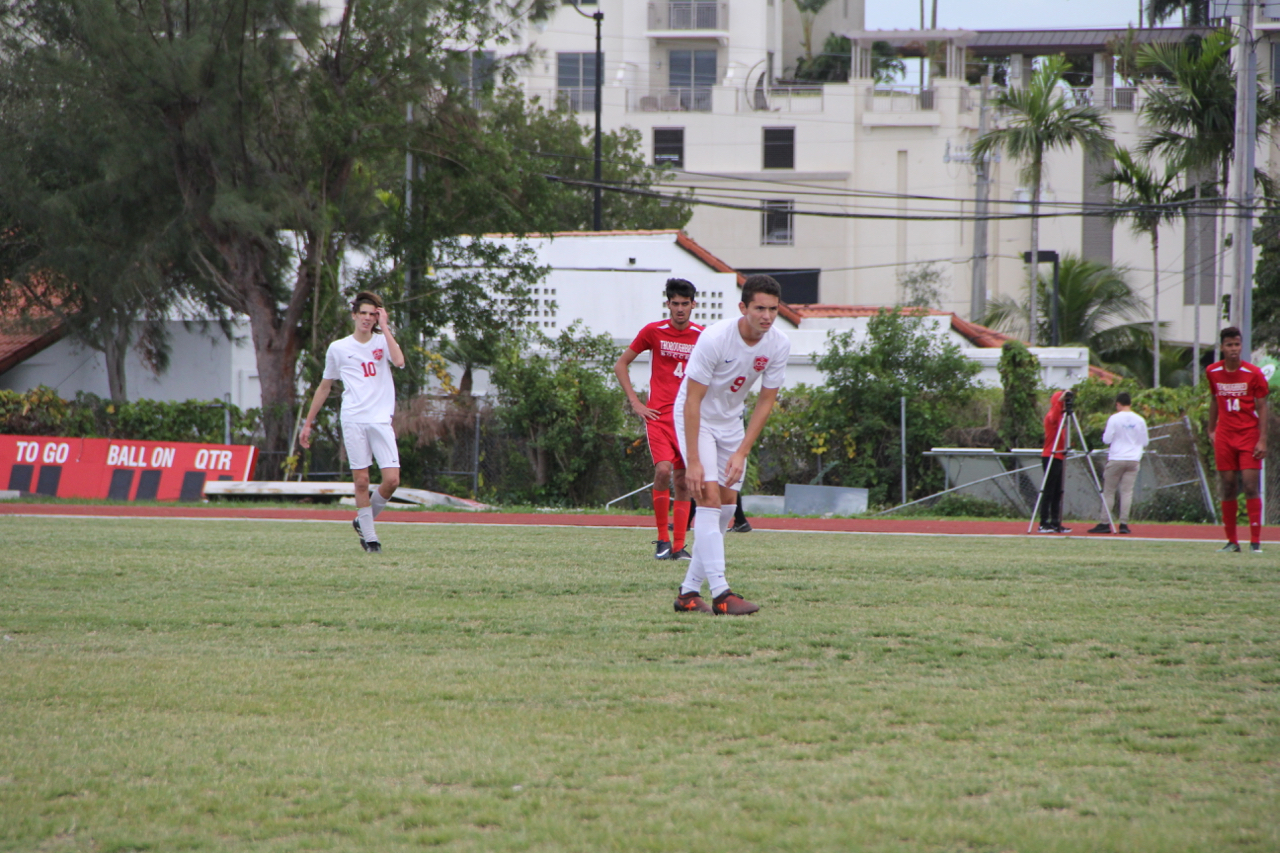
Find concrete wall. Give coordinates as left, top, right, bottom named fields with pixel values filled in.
left=1, top=319, right=261, bottom=408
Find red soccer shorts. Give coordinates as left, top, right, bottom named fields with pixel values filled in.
left=646, top=415, right=685, bottom=468
left=1215, top=430, right=1263, bottom=471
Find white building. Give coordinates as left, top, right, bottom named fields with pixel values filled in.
left=473, top=230, right=1092, bottom=394
left=0, top=316, right=262, bottom=408
left=1, top=230, right=1092, bottom=403
left=487, top=0, right=1280, bottom=357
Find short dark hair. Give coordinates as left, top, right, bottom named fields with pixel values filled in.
left=1220, top=326, right=1242, bottom=344
left=741, top=274, right=782, bottom=306
left=664, top=278, right=696, bottom=301
left=1116, top=392, right=1131, bottom=406
left=352, top=291, right=383, bottom=313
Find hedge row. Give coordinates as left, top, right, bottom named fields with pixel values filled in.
left=0, top=387, right=257, bottom=444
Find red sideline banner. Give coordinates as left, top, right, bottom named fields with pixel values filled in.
left=1, top=435, right=258, bottom=502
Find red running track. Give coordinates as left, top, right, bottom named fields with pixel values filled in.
left=0, top=501, right=1256, bottom=541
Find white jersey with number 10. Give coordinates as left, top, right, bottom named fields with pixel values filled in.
left=322, top=333, right=397, bottom=423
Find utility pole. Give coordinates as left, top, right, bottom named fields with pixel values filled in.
left=1231, top=0, right=1258, bottom=360
left=970, top=76, right=992, bottom=322
left=404, top=101, right=419, bottom=334
left=569, top=2, right=604, bottom=230
left=591, top=7, right=603, bottom=231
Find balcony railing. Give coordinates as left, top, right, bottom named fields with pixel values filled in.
left=628, top=87, right=713, bottom=112
left=740, top=85, right=824, bottom=113
left=555, top=87, right=597, bottom=113
left=1065, top=86, right=1095, bottom=107
left=1109, top=87, right=1137, bottom=111
left=866, top=86, right=935, bottom=112
left=648, top=1, right=728, bottom=30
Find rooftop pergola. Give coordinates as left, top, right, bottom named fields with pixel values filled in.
left=841, top=26, right=1217, bottom=81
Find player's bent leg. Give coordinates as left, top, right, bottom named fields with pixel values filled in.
left=371, top=467, right=400, bottom=520
left=670, top=466, right=692, bottom=556
left=352, top=468, right=373, bottom=506
left=351, top=467, right=378, bottom=549
left=1240, top=468, right=1263, bottom=550
left=1218, top=467, right=1240, bottom=548
left=652, top=460, right=674, bottom=557
left=691, top=504, right=727, bottom=597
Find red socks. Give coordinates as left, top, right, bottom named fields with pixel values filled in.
left=673, top=500, right=691, bottom=551
left=1247, top=497, right=1262, bottom=545
left=1223, top=499, right=1238, bottom=544
left=654, top=490, right=670, bottom=541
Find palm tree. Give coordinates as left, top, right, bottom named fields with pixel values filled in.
left=1137, top=31, right=1236, bottom=377
left=1101, top=146, right=1184, bottom=387
left=1138, top=30, right=1279, bottom=370
left=1146, top=0, right=1211, bottom=26
left=972, top=55, right=1113, bottom=346
left=983, top=254, right=1151, bottom=373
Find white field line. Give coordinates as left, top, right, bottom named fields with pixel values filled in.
left=0, top=512, right=1229, bottom=544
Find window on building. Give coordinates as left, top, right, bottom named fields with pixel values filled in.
left=557, top=52, right=600, bottom=112
left=763, top=127, right=795, bottom=169
left=654, top=128, right=685, bottom=168
left=761, top=200, right=794, bottom=245
left=668, top=49, right=716, bottom=111
left=451, top=50, right=496, bottom=107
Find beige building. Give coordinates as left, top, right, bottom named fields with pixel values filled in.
left=491, top=1, right=1280, bottom=357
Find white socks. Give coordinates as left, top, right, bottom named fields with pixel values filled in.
left=682, top=504, right=736, bottom=598
left=370, top=489, right=389, bottom=519
left=357, top=505, right=376, bottom=542
left=719, top=502, right=736, bottom=533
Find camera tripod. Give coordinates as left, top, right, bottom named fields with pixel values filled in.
left=1027, top=395, right=1115, bottom=534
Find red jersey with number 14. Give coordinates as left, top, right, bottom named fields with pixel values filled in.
left=1206, top=360, right=1269, bottom=435
left=628, top=320, right=704, bottom=415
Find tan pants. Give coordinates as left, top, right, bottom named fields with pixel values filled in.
left=1101, top=459, right=1140, bottom=524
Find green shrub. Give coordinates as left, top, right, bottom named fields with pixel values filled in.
left=0, top=387, right=256, bottom=443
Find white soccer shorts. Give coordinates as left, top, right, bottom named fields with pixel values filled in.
left=341, top=421, right=400, bottom=471
left=676, top=418, right=746, bottom=492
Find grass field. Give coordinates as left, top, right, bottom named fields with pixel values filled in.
left=1, top=516, right=1277, bottom=853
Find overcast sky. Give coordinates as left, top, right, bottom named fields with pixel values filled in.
left=865, top=0, right=1148, bottom=31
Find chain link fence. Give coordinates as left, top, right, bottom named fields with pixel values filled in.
left=281, top=397, right=655, bottom=506
left=888, top=419, right=1216, bottom=523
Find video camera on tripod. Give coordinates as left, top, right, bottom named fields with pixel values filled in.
left=1029, top=387, right=1114, bottom=534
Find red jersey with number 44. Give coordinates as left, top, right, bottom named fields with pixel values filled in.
left=1206, top=360, right=1269, bottom=434
left=628, top=320, right=704, bottom=415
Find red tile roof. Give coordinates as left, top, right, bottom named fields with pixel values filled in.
left=0, top=322, right=66, bottom=375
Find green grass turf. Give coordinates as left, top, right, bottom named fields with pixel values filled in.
left=0, top=517, right=1276, bottom=853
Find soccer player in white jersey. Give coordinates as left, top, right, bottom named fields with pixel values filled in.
left=672, top=275, right=790, bottom=615
left=299, top=291, right=405, bottom=553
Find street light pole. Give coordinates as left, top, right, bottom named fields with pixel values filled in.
left=570, top=2, right=604, bottom=231
left=969, top=76, right=992, bottom=322
left=1232, top=0, right=1258, bottom=360
left=1023, top=250, right=1060, bottom=346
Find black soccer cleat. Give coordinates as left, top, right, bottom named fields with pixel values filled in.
left=1217, top=542, right=1241, bottom=553
left=730, top=521, right=752, bottom=533
left=1118, top=523, right=1131, bottom=534
left=670, top=546, right=692, bottom=560
left=1086, top=523, right=1112, bottom=534
left=353, top=519, right=370, bottom=552
left=1250, top=542, right=1264, bottom=554
left=653, top=540, right=673, bottom=560
left=366, top=540, right=381, bottom=553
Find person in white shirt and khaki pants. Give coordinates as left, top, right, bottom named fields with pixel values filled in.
left=1089, top=392, right=1149, bottom=535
